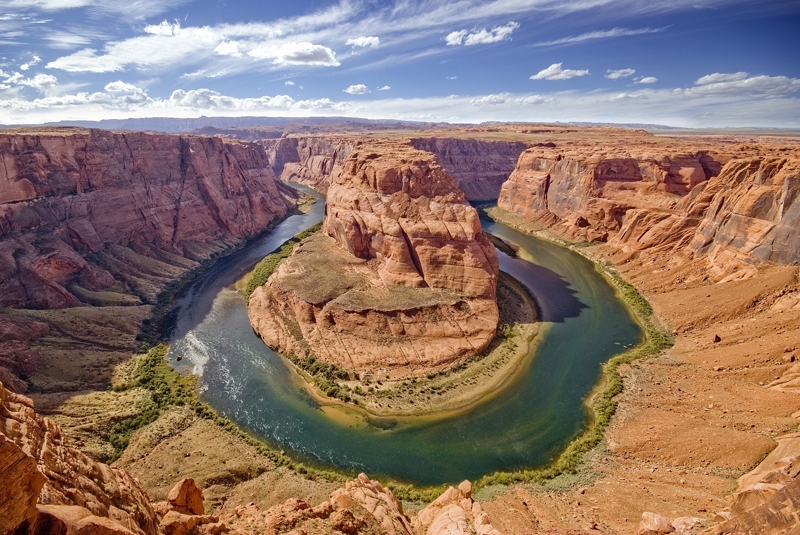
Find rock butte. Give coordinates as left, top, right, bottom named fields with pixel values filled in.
left=1, top=123, right=800, bottom=535
left=248, top=140, right=500, bottom=378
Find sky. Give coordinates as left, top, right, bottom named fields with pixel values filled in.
left=1, top=0, right=800, bottom=127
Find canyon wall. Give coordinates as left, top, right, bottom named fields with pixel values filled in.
left=248, top=140, right=500, bottom=378
left=262, top=135, right=527, bottom=201
left=497, top=141, right=800, bottom=277
left=409, top=137, right=527, bottom=200
left=260, top=136, right=354, bottom=193
left=0, top=128, right=296, bottom=310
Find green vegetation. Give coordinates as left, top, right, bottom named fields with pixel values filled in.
left=244, top=223, right=322, bottom=303
left=287, top=354, right=354, bottom=403
left=110, top=343, right=345, bottom=483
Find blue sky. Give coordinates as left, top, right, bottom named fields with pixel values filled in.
left=2, top=0, right=799, bottom=126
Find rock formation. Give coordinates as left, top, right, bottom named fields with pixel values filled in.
left=249, top=140, right=500, bottom=378
left=498, top=134, right=800, bottom=279
left=261, top=136, right=354, bottom=193
left=0, top=128, right=296, bottom=310
left=409, top=137, right=527, bottom=200
left=0, top=381, right=159, bottom=535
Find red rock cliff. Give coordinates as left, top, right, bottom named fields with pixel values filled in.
left=409, top=137, right=527, bottom=201
left=260, top=136, right=354, bottom=193
left=0, top=128, right=296, bottom=309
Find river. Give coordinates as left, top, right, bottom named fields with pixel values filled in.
left=167, top=185, right=642, bottom=486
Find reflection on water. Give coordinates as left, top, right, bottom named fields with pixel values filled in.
left=167, top=189, right=642, bottom=485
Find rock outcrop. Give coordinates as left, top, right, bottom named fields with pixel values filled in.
left=410, top=137, right=527, bottom=200
left=0, top=381, right=159, bottom=535
left=414, top=480, right=501, bottom=535
left=249, top=141, right=500, bottom=378
left=0, top=128, right=296, bottom=310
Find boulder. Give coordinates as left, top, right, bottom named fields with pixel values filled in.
left=167, top=478, right=205, bottom=516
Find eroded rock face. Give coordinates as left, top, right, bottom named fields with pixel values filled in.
left=261, top=136, right=354, bottom=193
left=0, top=381, right=159, bottom=535
left=498, top=147, right=722, bottom=243
left=0, top=128, right=296, bottom=309
left=249, top=141, right=500, bottom=378
left=409, top=138, right=528, bottom=200
left=324, top=141, right=499, bottom=297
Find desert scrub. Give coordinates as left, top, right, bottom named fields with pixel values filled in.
left=244, top=223, right=322, bottom=303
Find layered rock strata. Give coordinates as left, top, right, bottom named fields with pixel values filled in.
left=261, top=136, right=354, bottom=193
left=0, top=128, right=296, bottom=310
left=249, top=141, right=500, bottom=378
left=498, top=140, right=800, bottom=279
left=409, top=137, right=527, bottom=200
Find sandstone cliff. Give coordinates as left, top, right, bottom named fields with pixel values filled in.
left=249, top=141, right=500, bottom=378
left=497, top=136, right=800, bottom=278
left=0, top=128, right=296, bottom=310
left=0, top=381, right=159, bottom=535
left=409, top=137, right=527, bottom=200
left=260, top=136, right=354, bottom=193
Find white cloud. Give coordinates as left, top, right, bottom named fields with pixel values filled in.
left=636, top=76, right=657, bottom=84
left=606, top=68, right=636, bottom=80
left=534, top=27, right=665, bottom=47
left=144, top=20, right=181, bottom=36
left=530, top=63, right=589, bottom=80
left=445, top=30, right=468, bottom=46
left=44, top=30, right=99, bottom=49
left=378, top=85, right=390, bottom=91
left=344, top=84, right=369, bottom=94
left=695, top=72, right=749, bottom=85
left=446, top=21, right=519, bottom=46
left=598, top=91, right=647, bottom=102
left=5, top=0, right=193, bottom=21
left=20, top=55, right=42, bottom=70
left=214, top=40, right=242, bottom=57
left=470, top=92, right=553, bottom=106
left=285, top=80, right=295, bottom=86
left=249, top=42, right=340, bottom=66
left=680, top=72, right=800, bottom=97
left=1, top=70, right=58, bottom=90
left=446, top=76, right=457, bottom=80
left=346, top=36, right=380, bottom=48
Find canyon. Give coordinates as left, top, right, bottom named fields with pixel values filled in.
left=1, top=123, right=799, bottom=535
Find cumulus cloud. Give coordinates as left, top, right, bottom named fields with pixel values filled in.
left=679, top=72, right=800, bottom=97
left=346, top=36, right=379, bottom=48
left=284, top=80, right=295, bottom=86
left=20, top=55, right=42, bottom=70
left=1, top=70, right=58, bottom=90
left=344, top=84, right=369, bottom=94
left=606, top=68, right=636, bottom=80
left=530, top=63, right=589, bottom=80
left=214, top=41, right=242, bottom=57
left=144, top=20, right=181, bottom=36
left=378, top=85, right=390, bottom=91
left=249, top=42, right=340, bottom=66
left=636, top=76, right=657, bottom=84
left=446, top=76, right=457, bottom=80
left=446, top=22, right=519, bottom=46
left=534, top=27, right=665, bottom=47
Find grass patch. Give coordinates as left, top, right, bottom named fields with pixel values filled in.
left=244, top=223, right=322, bottom=304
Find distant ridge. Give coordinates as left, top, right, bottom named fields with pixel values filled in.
left=1, top=116, right=454, bottom=133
